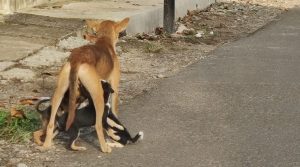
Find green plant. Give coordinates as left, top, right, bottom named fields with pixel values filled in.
left=0, top=107, right=40, bottom=143
left=0, top=109, right=7, bottom=127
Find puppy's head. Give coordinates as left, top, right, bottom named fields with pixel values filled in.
left=101, top=80, right=114, bottom=93
left=101, top=80, right=114, bottom=104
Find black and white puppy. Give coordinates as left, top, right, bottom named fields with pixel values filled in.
left=36, top=81, right=143, bottom=150
left=101, top=81, right=143, bottom=148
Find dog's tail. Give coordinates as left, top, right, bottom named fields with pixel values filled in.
left=130, top=131, right=144, bottom=143
left=35, top=98, right=51, bottom=114
left=66, top=66, right=79, bottom=130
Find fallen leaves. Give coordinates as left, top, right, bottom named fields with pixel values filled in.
left=19, top=97, right=40, bottom=106
left=0, top=101, right=5, bottom=108
left=10, top=107, right=26, bottom=119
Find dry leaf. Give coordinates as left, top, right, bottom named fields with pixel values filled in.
left=10, top=107, right=26, bottom=119
left=0, top=101, right=5, bottom=108
left=32, top=89, right=40, bottom=93
left=19, top=97, right=39, bottom=105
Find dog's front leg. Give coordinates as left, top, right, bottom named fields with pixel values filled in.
left=78, top=64, right=111, bottom=153
left=42, top=63, right=70, bottom=150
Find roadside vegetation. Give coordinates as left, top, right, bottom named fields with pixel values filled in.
left=0, top=106, right=40, bottom=143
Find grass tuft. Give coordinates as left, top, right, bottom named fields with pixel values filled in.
left=0, top=107, right=40, bottom=143
left=144, top=42, right=164, bottom=53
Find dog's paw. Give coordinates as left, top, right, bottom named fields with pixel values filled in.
left=36, top=145, right=54, bottom=152
left=101, top=144, right=112, bottom=153
left=34, top=141, right=43, bottom=146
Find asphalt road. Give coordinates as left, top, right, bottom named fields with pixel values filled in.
left=51, top=8, right=300, bottom=167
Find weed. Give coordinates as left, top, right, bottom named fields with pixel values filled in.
left=144, top=42, right=164, bottom=53
left=0, top=107, right=40, bottom=143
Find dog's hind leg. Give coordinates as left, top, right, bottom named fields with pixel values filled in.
left=78, top=64, right=111, bottom=153
left=109, top=60, right=120, bottom=116
left=42, top=63, right=70, bottom=150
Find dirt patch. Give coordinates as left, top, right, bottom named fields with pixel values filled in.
left=0, top=0, right=299, bottom=166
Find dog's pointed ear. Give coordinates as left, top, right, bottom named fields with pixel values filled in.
left=115, top=17, right=129, bottom=33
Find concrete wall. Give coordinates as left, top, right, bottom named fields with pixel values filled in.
left=1, top=0, right=215, bottom=34
left=0, top=0, right=64, bottom=14
left=0, top=0, right=12, bottom=14
left=127, top=0, right=215, bottom=34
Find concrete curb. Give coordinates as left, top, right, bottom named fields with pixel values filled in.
left=3, top=0, right=215, bottom=34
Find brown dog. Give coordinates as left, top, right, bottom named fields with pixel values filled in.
left=41, top=18, right=129, bottom=153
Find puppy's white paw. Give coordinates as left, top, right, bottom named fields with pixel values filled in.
left=107, top=142, right=124, bottom=148
left=139, top=131, right=144, bottom=140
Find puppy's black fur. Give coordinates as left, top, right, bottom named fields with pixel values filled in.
left=102, top=81, right=143, bottom=146
left=36, top=81, right=143, bottom=150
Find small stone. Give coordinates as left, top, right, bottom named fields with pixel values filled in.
left=195, top=33, right=202, bottom=38
left=157, top=74, right=165, bottom=78
left=17, top=163, right=28, bottom=167
left=0, top=140, right=6, bottom=145
left=176, top=24, right=188, bottom=34
left=116, top=46, right=122, bottom=53
left=209, top=31, right=214, bottom=35
left=195, top=31, right=204, bottom=38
